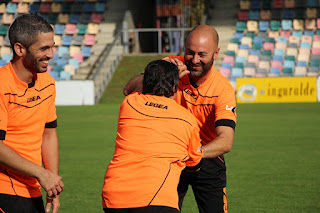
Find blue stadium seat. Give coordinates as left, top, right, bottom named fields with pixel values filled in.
left=304, top=30, right=314, bottom=37
left=239, top=44, right=250, bottom=50
left=273, top=55, right=284, bottom=61
left=235, top=56, right=247, bottom=66
left=55, top=58, right=67, bottom=67
left=0, top=59, right=7, bottom=67
left=283, top=9, right=293, bottom=19
left=277, top=36, right=288, bottom=43
left=259, top=21, right=269, bottom=31
left=62, top=35, right=72, bottom=46
left=296, top=61, right=307, bottom=67
left=253, top=36, right=264, bottom=44
left=60, top=71, right=71, bottom=80
left=95, top=3, right=105, bottom=12
left=307, top=0, right=318, bottom=7
left=250, top=0, right=261, bottom=10
left=231, top=67, right=243, bottom=77
left=84, top=3, right=94, bottom=12
left=221, top=62, right=232, bottom=69
left=249, top=49, right=261, bottom=56
left=6, top=2, right=17, bottom=14
left=1, top=53, right=12, bottom=63
left=49, top=71, right=60, bottom=80
left=81, top=46, right=91, bottom=58
left=53, top=53, right=59, bottom=61
left=283, top=60, right=295, bottom=69
left=249, top=10, right=260, bottom=20
left=300, top=42, right=311, bottom=48
left=270, top=67, right=281, bottom=75
left=55, top=24, right=65, bottom=35
left=29, top=3, right=40, bottom=13
left=292, top=30, right=302, bottom=38
left=69, top=14, right=80, bottom=24
left=234, top=32, right=244, bottom=40
left=58, top=46, right=69, bottom=58
left=281, top=20, right=292, bottom=30
left=68, top=58, right=79, bottom=70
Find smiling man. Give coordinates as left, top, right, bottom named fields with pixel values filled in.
left=124, top=25, right=237, bottom=213
left=0, top=14, right=64, bottom=213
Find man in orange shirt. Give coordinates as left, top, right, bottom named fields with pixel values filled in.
left=102, top=60, right=202, bottom=213
left=0, top=14, right=64, bottom=213
left=124, top=25, right=236, bottom=213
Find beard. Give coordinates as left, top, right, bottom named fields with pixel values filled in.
left=23, top=51, right=48, bottom=73
left=185, top=56, right=214, bottom=78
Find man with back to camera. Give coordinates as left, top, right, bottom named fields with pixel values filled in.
left=0, top=14, right=64, bottom=213
left=123, top=25, right=237, bottom=213
left=102, top=60, right=203, bottom=213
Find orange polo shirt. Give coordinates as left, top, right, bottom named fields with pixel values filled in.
left=0, top=62, right=57, bottom=198
left=165, top=55, right=237, bottom=145
left=102, top=93, right=202, bottom=210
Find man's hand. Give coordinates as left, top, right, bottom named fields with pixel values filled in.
left=38, top=169, right=64, bottom=197
left=164, top=58, right=190, bottom=78
left=45, top=195, right=61, bottom=213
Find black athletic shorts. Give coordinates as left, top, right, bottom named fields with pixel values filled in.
left=0, top=194, right=45, bottom=213
left=103, top=206, right=180, bottom=213
left=178, top=157, right=228, bottom=213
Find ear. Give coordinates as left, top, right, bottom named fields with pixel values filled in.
left=213, top=48, right=220, bottom=60
left=13, top=43, right=27, bottom=57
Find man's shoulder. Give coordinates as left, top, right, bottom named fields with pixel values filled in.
left=211, top=66, right=235, bottom=92
left=37, top=72, right=56, bottom=84
left=0, top=63, right=13, bottom=89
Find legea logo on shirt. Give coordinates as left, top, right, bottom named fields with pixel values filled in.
left=145, top=102, right=168, bottom=109
left=27, top=95, right=41, bottom=103
left=183, top=88, right=198, bottom=100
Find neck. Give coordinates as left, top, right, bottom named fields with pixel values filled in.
left=189, top=67, right=212, bottom=87
left=11, top=58, right=35, bottom=84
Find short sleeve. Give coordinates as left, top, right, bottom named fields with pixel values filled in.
left=46, top=82, right=57, bottom=127
left=185, top=124, right=202, bottom=168
left=0, top=93, right=8, bottom=139
left=214, top=84, right=237, bottom=129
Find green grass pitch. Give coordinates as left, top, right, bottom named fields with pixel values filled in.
left=54, top=55, right=320, bottom=212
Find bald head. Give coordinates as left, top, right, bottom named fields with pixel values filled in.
left=186, top=25, right=219, bottom=49
left=183, top=25, right=221, bottom=82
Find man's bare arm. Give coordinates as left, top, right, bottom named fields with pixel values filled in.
left=201, top=126, right=234, bottom=158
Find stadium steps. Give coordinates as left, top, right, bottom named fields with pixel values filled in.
left=72, top=23, right=120, bottom=80
left=207, top=0, right=238, bottom=71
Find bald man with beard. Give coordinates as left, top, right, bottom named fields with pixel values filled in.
left=124, top=25, right=237, bottom=213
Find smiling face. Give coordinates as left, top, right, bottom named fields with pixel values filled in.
left=184, top=26, right=220, bottom=79
left=23, top=32, right=54, bottom=74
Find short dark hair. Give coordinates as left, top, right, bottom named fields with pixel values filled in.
left=142, top=60, right=179, bottom=98
left=9, top=13, right=53, bottom=52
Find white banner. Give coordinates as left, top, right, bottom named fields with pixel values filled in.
left=55, top=80, right=95, bottom=106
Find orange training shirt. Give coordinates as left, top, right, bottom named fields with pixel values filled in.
left=0, top=62, right=57, bottom=198
left=164, top=55, right=237, bottom=145
left=102, top=93, right=202, bottom=210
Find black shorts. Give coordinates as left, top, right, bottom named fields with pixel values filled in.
left=0, top=194, right=45, bottom=213
left=103, top=206, right=180, bottom=213
left=178, top=157, right=228, bottom=213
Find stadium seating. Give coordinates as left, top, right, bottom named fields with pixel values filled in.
left=0, top=0, right=108, bottom=80
left=220, top=0, right=320, bottom=79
